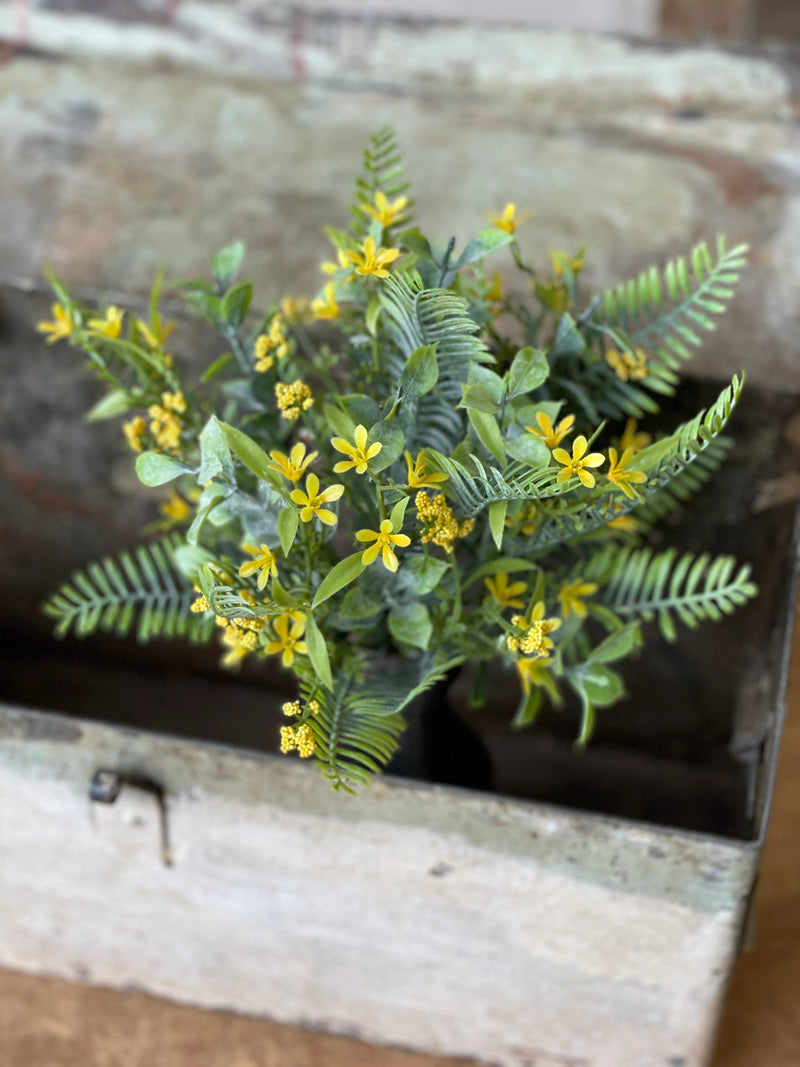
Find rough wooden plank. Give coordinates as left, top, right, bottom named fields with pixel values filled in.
left=0, top=701, right=757, bottom=1067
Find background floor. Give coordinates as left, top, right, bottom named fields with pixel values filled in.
left=2, top=598, right=799, bottom=1067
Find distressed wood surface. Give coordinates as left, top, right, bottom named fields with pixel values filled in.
left=0, top=701, right=758, bottom=1067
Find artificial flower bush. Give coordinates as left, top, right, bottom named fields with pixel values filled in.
left=41, top=129, right=757, bottom=790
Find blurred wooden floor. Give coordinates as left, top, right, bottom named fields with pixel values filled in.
left=2, top=599, right=799, bottom=1067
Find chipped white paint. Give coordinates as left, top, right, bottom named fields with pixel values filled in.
left=0, top=702, right=756, bottom=1067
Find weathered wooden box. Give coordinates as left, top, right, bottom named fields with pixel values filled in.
left=1, top=378, right=798, bottom=1067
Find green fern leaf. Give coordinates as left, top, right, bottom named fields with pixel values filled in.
left=588, top=237, right=748, bottom=376
left=302, top=656, right=459, bottom=792
left=41, top=534, right=214, bottom=644
left=587, top=544, right=758, bottom=640
left=351, top=126, right=411, bottom=235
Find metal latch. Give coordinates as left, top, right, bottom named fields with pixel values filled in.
left=89, top=770, right=173, bottom=866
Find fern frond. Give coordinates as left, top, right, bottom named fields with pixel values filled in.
left=526, top=374, right=743, bottom=550
left=587, top=544, right=758, bottom=641
left=42, top=534, right=215, bottom=644
left=302, top=656, right=458, bottom=792
left=586, top=237, right=748, bottom=377
left=381, top=273, right=493, bottom=398
left=632, top=434, right=732, bottom=525
left=424, top=450, right=572, bottom=519
left=352, top=126, right=411, bottom=235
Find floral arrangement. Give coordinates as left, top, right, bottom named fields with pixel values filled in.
left=40, top=129, right=757, bottom=791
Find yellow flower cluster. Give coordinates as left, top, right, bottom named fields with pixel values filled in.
left=123, top=415, right=147, bottom=453
left=254, top=315, right=290, bottom=372
left=606, top=347, right=648, bottom=382
left=507, top=603, right=562, bottom=656
left=275, top=379, right=313, bottom=420
left=415, top=492, right=475, bottom=553
left=280, top=723, right=316, bottom=758
left=148, top=390, right=186, bottom=453
left=190, top=593, right=210, bottom=613
left=216, top=614, right=264, bottom=669
left=282, top=700, right=303, bottom=717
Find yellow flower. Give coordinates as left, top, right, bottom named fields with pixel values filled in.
left=549, top=249, right=585, bottom=276
left=332, top=424, right=382, bottom=475
left=356, top=519, right=411, bottom=573
left=255, top=316, right=290, bottom=371
left=159, top=490, right=191, bottom=524
left=558, top=577, right=598, bottom=619
left=506, top=602, right=562, bottom=657
left=135, top=314, right=174, bottom=349
left=606, top=347, right=649, bottom=382
left=516, top=656, right=555, bottom=696
left=190, top=593, right=210, bottom=613
left=279, top=295, right=311, bottom=325
left=490, top=202, right=529, bottom=235
left=280, top=722, right=315, bottom=757
left=37, top=302, right=75, bottom=343
left=415, top=491, right=475, bottom=553
left=487, top=272, right=503, bottom=304
left=404, top=450, right=448, bottom=489
left=269, top=441, right=318, bottom=483
left=341, top=236, right=401, bottom=279
left=320, top=249, right=351, bottom=275
left=219, top=625, right=259, bottom=669
left=606, top=447, right=648, bottom=500
left=310, top=283, right=340, bottom=321
left=290, top=473, right=344, bottom=526
left=87, top=306, right=124, bottom=339
left=360, top=191, right=409, bottom=227
left=484, top=571, right=528, bottom=609
left=162, top=390, right=186, bottom=414
left=553, top=435, right=605, bottom=488
left=275, top=379, right=313, bottom=420
left=122, top=416, right=147, bottom=453
left=282, top=700, right=302, bottom=717
left=619, top=417, right=652, bottom=454
left=526, top=411, right=575, bottom=450
left=266, top=613, right=308, bottom=667
left=607, top=514, right=639, bottom=533
left=238, top=543, right=279, bottom=589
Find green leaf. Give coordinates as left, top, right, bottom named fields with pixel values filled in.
left=397, top=554, right=449, bottom=595
left=312, top=553, right=365, bottom=608
left=85, top=389, right=132, bottom=421
left=552, top=313, right=585, bottom=357
left=135, top=451, right=193, bottom=487
left=588, top=623, right=642, bottom=665
left=580, top=664, right=625, bottom=707
left=365, top=298, right=382, bottom=336
left=368, top=421, right=405, bottom=473
left=460, top=383, right=498, bottom=415
left=341, top=393, right=382, bottom=427
left=455, top=227, right=515, bottom=268
left=504, top=429, right=550, bottom=467
left=464, top=558, right=538, bottom=588
left=278, top=507, right=299, bottom=557
left=389, top=495, right=411, bottom=530
left=217, top=420, right=273, bottom=480
left=339, top=585, right=384, bottom=621
left=398, top=228, right=434, bottom=260
left=212, top=241, right=245, bottom=288
left=324, top=402, right=356, bottom=439
left=201, top=352, right=234, bottom=383
left=305, top=612, right=333, bottom=690
left=507, top=347, right=549, bottom=398
left=220, top=282, right=252, bottom=329
left=399, top=345, right=438, bottom=401
left=468, top=409, right=505, bottom=464
left=489, top=500, right=507, bottom=550
left=388, top=603, right=432, bottom=650
left=198, top=417, right=235, bottom=483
